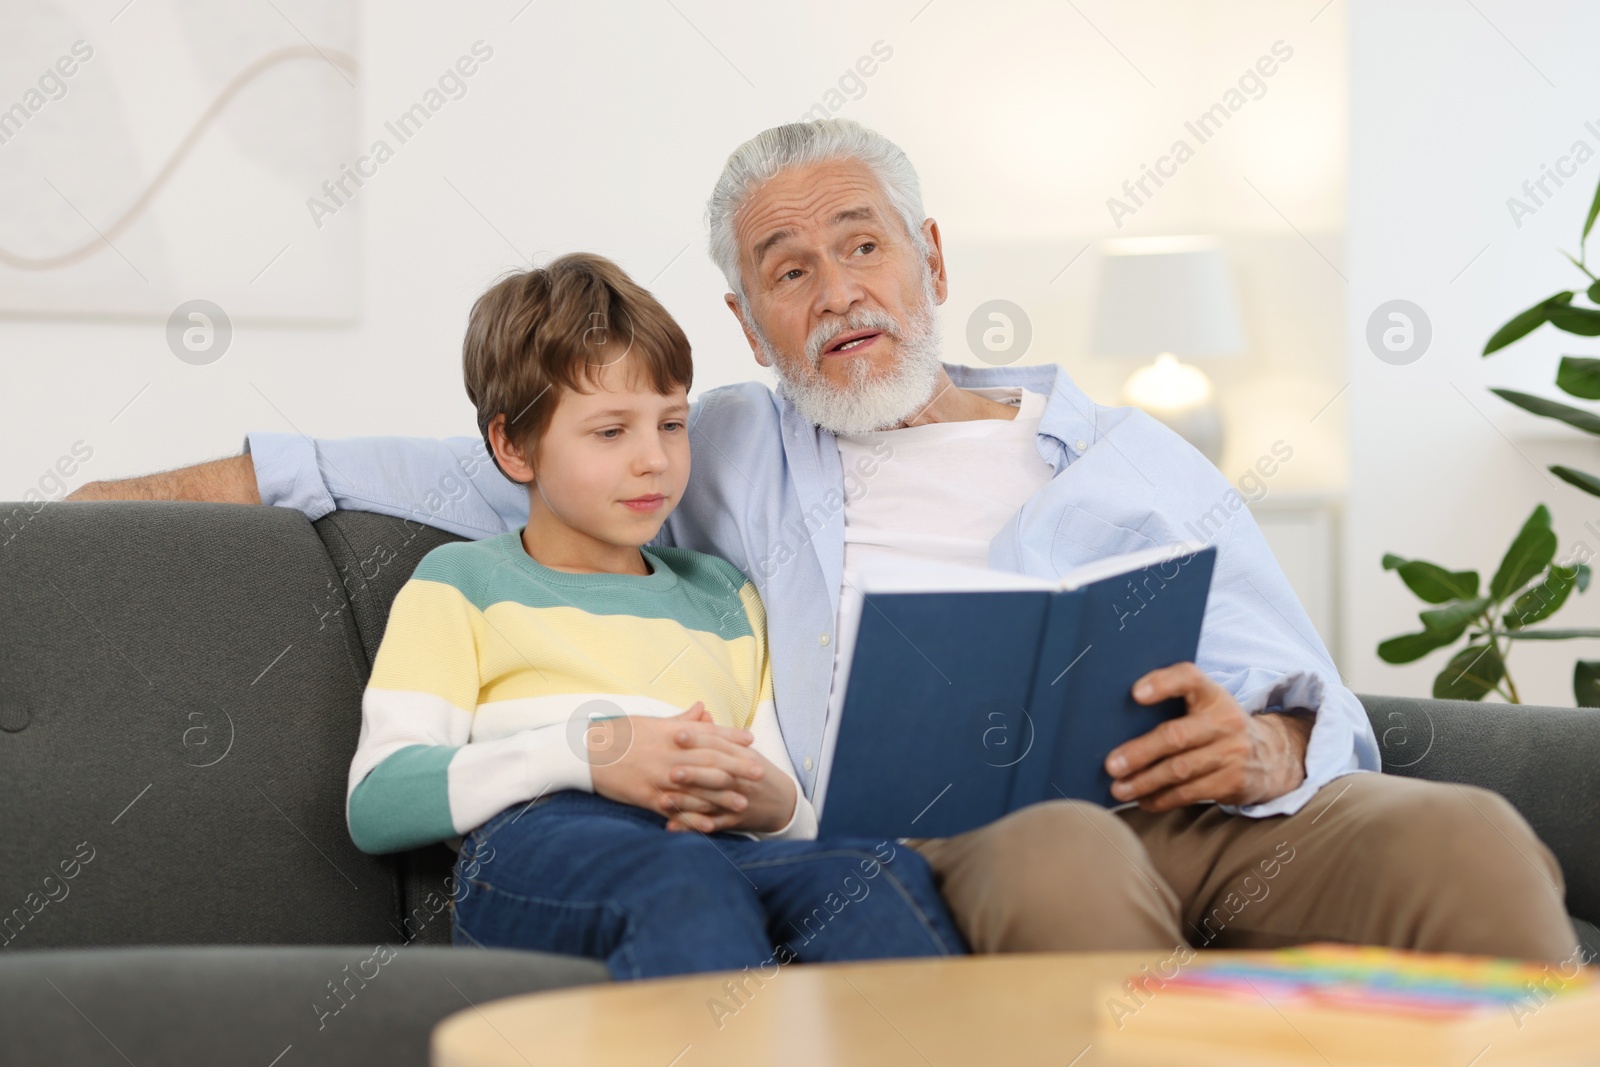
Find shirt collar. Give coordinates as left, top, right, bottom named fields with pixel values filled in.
left=940, top=362, right=1101, bottom=470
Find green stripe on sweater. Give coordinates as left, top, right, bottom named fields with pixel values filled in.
left=348, top=744, right=460, bottom=854
left=410, top=536, right=756, bottom=640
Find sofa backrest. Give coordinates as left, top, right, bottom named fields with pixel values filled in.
left=0, top=502, right=405, bottom=952
left=4, top=502, right=1596, bottom=952
left=308, top=509, right=466, bottom=945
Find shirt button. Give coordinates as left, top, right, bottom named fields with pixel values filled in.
left=803, top=756, right=815, bottom=771
left=1075, top=439, right=1088, bottom=451
left=819, top=632, right=831, bottom=646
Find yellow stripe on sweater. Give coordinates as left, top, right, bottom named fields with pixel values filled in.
left=368, top=578, right=762, bottom=730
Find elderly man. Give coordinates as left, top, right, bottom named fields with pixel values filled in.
left=74, top=119, right=1576, bottom=961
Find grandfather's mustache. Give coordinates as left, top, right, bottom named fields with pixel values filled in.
left=805, top=308, right=904, bottom=365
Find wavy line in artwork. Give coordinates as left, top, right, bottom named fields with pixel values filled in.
left=0, top=44, right=359, bottom=272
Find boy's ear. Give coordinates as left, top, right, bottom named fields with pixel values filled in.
left=487, top=413, right=535, bottom=484
left=724, top=293, right=767, bottom=367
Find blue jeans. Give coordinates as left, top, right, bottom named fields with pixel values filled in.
left=451, top=791, right=968, bottom=979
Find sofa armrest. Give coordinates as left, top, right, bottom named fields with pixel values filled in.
left=1357, top=693, right=1600, bottom=929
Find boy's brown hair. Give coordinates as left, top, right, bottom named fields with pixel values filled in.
left=462, top=252, right=693, bottom=480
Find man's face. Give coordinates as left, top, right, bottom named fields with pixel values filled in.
left=727, top=157, right=949, bottom=434
left=531, top=353, right=691, bottom=549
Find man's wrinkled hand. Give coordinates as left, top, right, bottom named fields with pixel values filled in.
left=1104, top=662, right=1314, bottom=812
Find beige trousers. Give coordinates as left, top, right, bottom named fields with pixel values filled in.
left=908, top=772, right=1579, bottom=963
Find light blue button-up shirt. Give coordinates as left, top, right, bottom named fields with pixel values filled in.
left=247, top=361, right=1378, bottom=817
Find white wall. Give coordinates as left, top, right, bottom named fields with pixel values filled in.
left=1347, top=0, right=1600, bottom=704
left=3, top=0, right=1348, bottom=490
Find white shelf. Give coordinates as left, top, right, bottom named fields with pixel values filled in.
left=1248, top=491, right=1344, bottom=670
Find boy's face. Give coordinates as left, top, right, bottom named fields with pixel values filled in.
left=526, top=354, right=691, bottom=549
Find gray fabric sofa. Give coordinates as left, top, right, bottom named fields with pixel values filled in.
left=3, top=501, right=1597, bottom=1065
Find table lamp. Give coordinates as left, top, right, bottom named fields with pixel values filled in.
left=1088, top=235, right=1245, bottom=464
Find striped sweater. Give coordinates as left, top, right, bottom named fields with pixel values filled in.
left=345, top=532, right=818, bottom=853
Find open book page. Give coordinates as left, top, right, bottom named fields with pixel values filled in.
left=846, top=555, right=1058, bottom=594
left=812, top=540, right=1207, bottom=819
left=846, top=540, right=1211, bottom=595
left=812, top=571, right=864, bottom=822
left=1056, top=539, right=1208, bottom=591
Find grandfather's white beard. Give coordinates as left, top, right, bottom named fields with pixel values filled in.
left=756, top=274, right=944, bottom=436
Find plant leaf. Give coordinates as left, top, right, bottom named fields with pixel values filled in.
left=1548, top=305, right=1600, bottom=337
left=1505, top=565, right=1580, bottom=628
left=1489, top=389, right=1600, bottom=436
left=1580, top=563, right=1592, bottom=592
left=1378, top=629, right=1460, bottom=664
left=1585, top=173, right=1600, bottom=243
left=1556, top=356, right=1600, bottom=399
left=1490, top=505, right=1557, bottom=601
left=1577, top=661, right=1600, bottom=706
left=1433, top=643, right=1504, bottom=700
left=1380, top=555, right=1479, bottom=603
left=1419, top=596, right=1491, bottom=640
left=1551, top=464, right=1600, bottom=498
left=1590, top=279, right=1600, bottom=303
left=1485, top=627, right=1600, bottom=639
left=1483, top=292, right=1574, bottom=354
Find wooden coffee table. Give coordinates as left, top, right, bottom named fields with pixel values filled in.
left=432, top=949, right=1599, bottom=1067
left=431, top=950, right=1207, bottom=1067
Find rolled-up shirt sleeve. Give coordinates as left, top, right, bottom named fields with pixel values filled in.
left=993, top=403, right=1382, bottom=821
left=244, top=432, right=339, bottom=522
left=1186, top=504, right=1380, bottom=819
left=1220, top=666, right=1375, bottom=818
left=243, top=431, right=525, bottom=540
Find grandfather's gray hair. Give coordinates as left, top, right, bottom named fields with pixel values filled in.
left=705, top=118, right=930, bottom=303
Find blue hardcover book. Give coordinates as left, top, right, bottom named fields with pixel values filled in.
left=814, top=541, right=1217, bottom=839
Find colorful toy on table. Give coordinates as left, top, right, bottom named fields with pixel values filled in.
left=1097, top=942, right=1597, bottom=1067
left=1163, top=942, right=1593, bottom=1016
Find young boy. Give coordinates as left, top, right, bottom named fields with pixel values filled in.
left=344, top=252, right=966, bottom=979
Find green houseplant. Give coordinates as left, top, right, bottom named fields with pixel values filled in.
left=1483, top=166, right=1600, bottom=493
left=1379, top=171, right=1600, bottom=705
left=1379, top=506, right=1592, bottom=703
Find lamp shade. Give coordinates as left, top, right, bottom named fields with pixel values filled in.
left=1089, top=236, right=1245, bottom=358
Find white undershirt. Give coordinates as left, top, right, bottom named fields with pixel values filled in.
left=819, top=386, right=1055, bottom=762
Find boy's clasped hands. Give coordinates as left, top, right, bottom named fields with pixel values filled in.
left=585, top=702, right=798, bottom=834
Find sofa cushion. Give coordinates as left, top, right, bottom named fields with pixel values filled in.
left=312, top=510, right=472, bottom=946
left=0, top=502, right=399, bottom=949
left=0, top=944, right=607, bottom=1067
left=309, top=509, right=466, bottom=685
